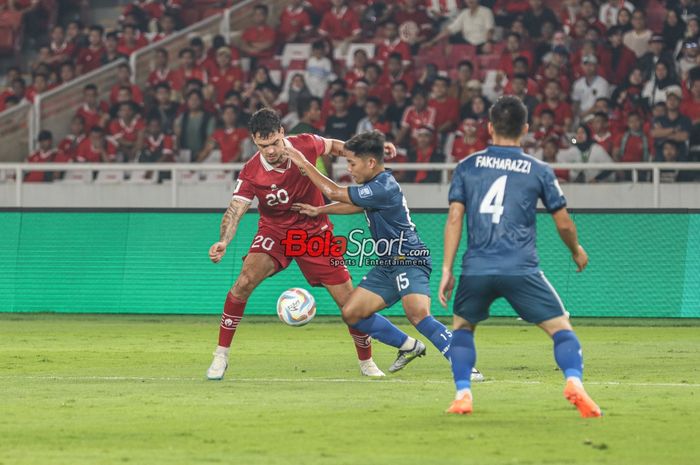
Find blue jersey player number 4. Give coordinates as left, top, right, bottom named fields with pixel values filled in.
left=439, top=96, right=602, bottom=418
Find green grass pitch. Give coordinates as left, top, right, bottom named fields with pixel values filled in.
left=1, top=314, right=698, bottom=465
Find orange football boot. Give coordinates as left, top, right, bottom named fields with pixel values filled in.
left=564, top=379, right=602, bottom=418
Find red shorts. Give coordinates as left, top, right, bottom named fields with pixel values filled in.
left=246, top=224, right=351, bottom=287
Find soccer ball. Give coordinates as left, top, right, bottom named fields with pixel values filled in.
left=276, top=288, right=316, bottom=326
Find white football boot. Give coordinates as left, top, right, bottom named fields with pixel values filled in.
left=206, top=351, right=228, bottom=380
left=471, top=367, right=484, bottom=382
left=359, top=358, right=386, bottom=377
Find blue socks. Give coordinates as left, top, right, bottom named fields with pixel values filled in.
left=351, top=314, right=408, bottom=348
left=450, top=329, right=476, bottom=391
left=416, top=316, right=452, bottom=359
left=552, top=329, right=583, bottom=380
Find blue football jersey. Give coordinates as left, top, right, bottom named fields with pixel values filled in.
left=348, top=170, right=428, bottom=258
left=448, top=146, right=566, bottom=275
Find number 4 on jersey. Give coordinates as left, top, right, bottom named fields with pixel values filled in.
left=479, top=175, right=508, bottom=224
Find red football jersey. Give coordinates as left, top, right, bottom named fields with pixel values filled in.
left=76, top=46, right=105, bottom=74
left=428, top=97, right=460, bottom=132
left=109, top=116, right=146, bottom=143
left=25, top=149, right=57, bottom=182
left=58, top=134, right=86, bottom=160
left=233, top=134, right=331, bottom=232
left=401, top=105, right=437, bottom=139
left=213, top=127, right=248, bottom=163
left=109, top=83, right=144, bottom=105
left=76, top=102, right=109, bottom=132
left=147, top=68, right=176, bottom=88
left=319, top=7, right=361, bottom=41
left=209, top=65, right=245, bottom=104
left=145, top=133, right=175, bottom=161
left=75, top=138, right=118, bottom=162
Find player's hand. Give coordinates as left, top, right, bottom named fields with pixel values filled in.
left=284, top=146, right=306, bottom=166
left=209, top=241, right=227, bottom=264
left=572, top=245, right=588, bottom=272
left=291, top=203, right=320, bottom=217
left=438, top=271, right=455, bottom=308
left=383, top=142, right=397, bottom=160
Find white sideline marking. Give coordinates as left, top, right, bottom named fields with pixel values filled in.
left=0, top=375, right=698, bottom=388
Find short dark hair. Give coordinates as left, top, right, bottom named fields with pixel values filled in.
left=298, top=97, right=321, bottom=117
left=458, top=60, right=473, bottom=71
left=155, top=82, right=170, bottom=92
left=105, top=31, right=119, bottom=41
left=489, top=96, right=527, bottom=140
left=593, top=111, right=608, bottom=121
left=513, top=56, right=529, bottom=67
left=365, top=96, right=382, bottom=106
left=89, top=25, right=104, bottom=35
left=387, top=52, right=403, bottom=62
left=391, top=80, right=407, bottom=90
left=248, top=107, right=281, bottom=138
left=38, top=130, right=53, bottom=141
left=512, top=73, right=528, bottom=83
left=189, top=36, right=204, bottom=48
left=254, top=4, right=268, bottom=15
left=540, top=108, right=555, bottom=118
left=331, top=90, right=349, bottom=100
left=185, top=89, right=204, bottom=101
left=90, top=126, right=105, bottom=135
left=434, top=76, right=451, bottom=86
left=345, top=131, right=385, bottom=161
left=179, top=47, right=194, bottom=58
left=117, top=63, right=130, bottom=72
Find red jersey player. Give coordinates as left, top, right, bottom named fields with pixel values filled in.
left=206, top=108, right=393, bottom=380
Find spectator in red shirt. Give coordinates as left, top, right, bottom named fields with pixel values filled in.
left=409, top=126, right=442, bottom=183
left=196, top=105, right=248, bottom=163
left=536, top=61, right=572, bottom=96
left=5, top=77, right=27, bottom=104
left=533, top=80, right=573, bottom=132
left=76, top=84, right=110, bottom=132
left=239, top=4, right=276, bottom=60
left=580, top=0, right=607, bottom=36
left=398, top=87, right=437, bottom=147
left=76, top=25, right=106, bottom=75
left=429, top=76, right=460, bottom=136
left=380, top=52, right=416, bottom=92
left=680, top=76, right=700, bottom=124
left=109, top=101, right=146, bottom=161
left=57, top=116, right=86, bottom=162
left=25, top=73, right=47, bottom=103
left=171, top=48, right=208, bottom=92
left=599, top=26, right=636, bottom=86
left=189, top=36, right=210, bottom=70
left=319, top=0, right=361, bottom=46
left=101, top=31, right=127, bottom=66
left=590, top=111, right=614, bottom=155
left=356, top=96, right=392, bottom=135
left=375, top=21, right=412, bottom=66
left=76, top=126, right=118, bottom=163
left=117, top=24, right=148, bottom=56
left=147, top=48, right=175, bottom=90
left=279, top=0, right=312, bottom=42
left=48, top=25, right=75, bottom=66
left=449, top=118, right=487, bottom=162
left=25, top=130, right=57, bottom=183
left=364, top=63, right=390, bottom=105
left=394, top=0, right=433, bottom=46
left=499, top=32, right=535, bottom=77
left=59, top=62, right=77, bottom=85
left=344, top=48, right=368, bottom=88
left=532, top=108, right=563, bottom=148
left=109, top=63, right=144, bottom=105
left=206, top=47, right=245, bottom=106
left=613, top=111, right=652, bottom=163
left=150, top=12, right=177, bottom=42
left=138, top=116, right=175, bottom=164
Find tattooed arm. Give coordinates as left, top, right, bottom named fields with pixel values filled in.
left=208, top=197, right=251, bottom=263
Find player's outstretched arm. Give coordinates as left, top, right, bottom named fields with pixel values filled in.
left=209, top=197, right=251, bottom=264
left=284, top=146, right=353, bottom=204
left=551, top=208, right=588, bottom=272
left=439, top=202, right=465, bottom=307
left=292, top=202, right=363, bottom=217
left=321, top=137, right=397, bottom=160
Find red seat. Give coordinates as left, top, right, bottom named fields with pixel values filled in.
left=476, top=55, right=501, bottom=73
left=445, top=44, right=476, bottom=63
left=288, top=59, right=306, bottom=70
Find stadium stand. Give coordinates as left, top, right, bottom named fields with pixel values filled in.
left=1, top=0, right=700, bottom=186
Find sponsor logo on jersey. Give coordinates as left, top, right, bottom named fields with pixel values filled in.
left=358, top=186, right=373, bottom=198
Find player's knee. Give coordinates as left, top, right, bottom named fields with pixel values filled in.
left=231, top=272, right=257, bottom=300
left=404, top=307, right=429, bottom=326
left=340, top=304, right=363, bottom=326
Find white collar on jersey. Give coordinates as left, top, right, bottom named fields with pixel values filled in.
left=259, top=137, right=292, bottom=173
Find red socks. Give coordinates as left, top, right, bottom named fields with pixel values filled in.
left=218, top=292, right=246, bottom=348
left=217, top=292, right=372, bottom=362
left=348, top=327, right=372, bottom=361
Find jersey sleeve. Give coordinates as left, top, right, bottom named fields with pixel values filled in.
left=232, top=164, right=255, bottom=203
left=291, top=134, right=325, bottom=165
left=348, top=179, right=391, bottom=209
left=539, top=164, right=567, bottom=213
left=448, top=163, right=467, bottom=204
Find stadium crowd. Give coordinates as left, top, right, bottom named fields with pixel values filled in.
left=3, top=0, right=700, bottom=183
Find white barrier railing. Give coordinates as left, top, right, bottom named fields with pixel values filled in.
left=2, top=162, right=699, bottom=208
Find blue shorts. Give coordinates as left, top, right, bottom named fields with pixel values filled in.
left=358, top=264, right=431, bottom=308
left=452, top=271, right=567, bottom=324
